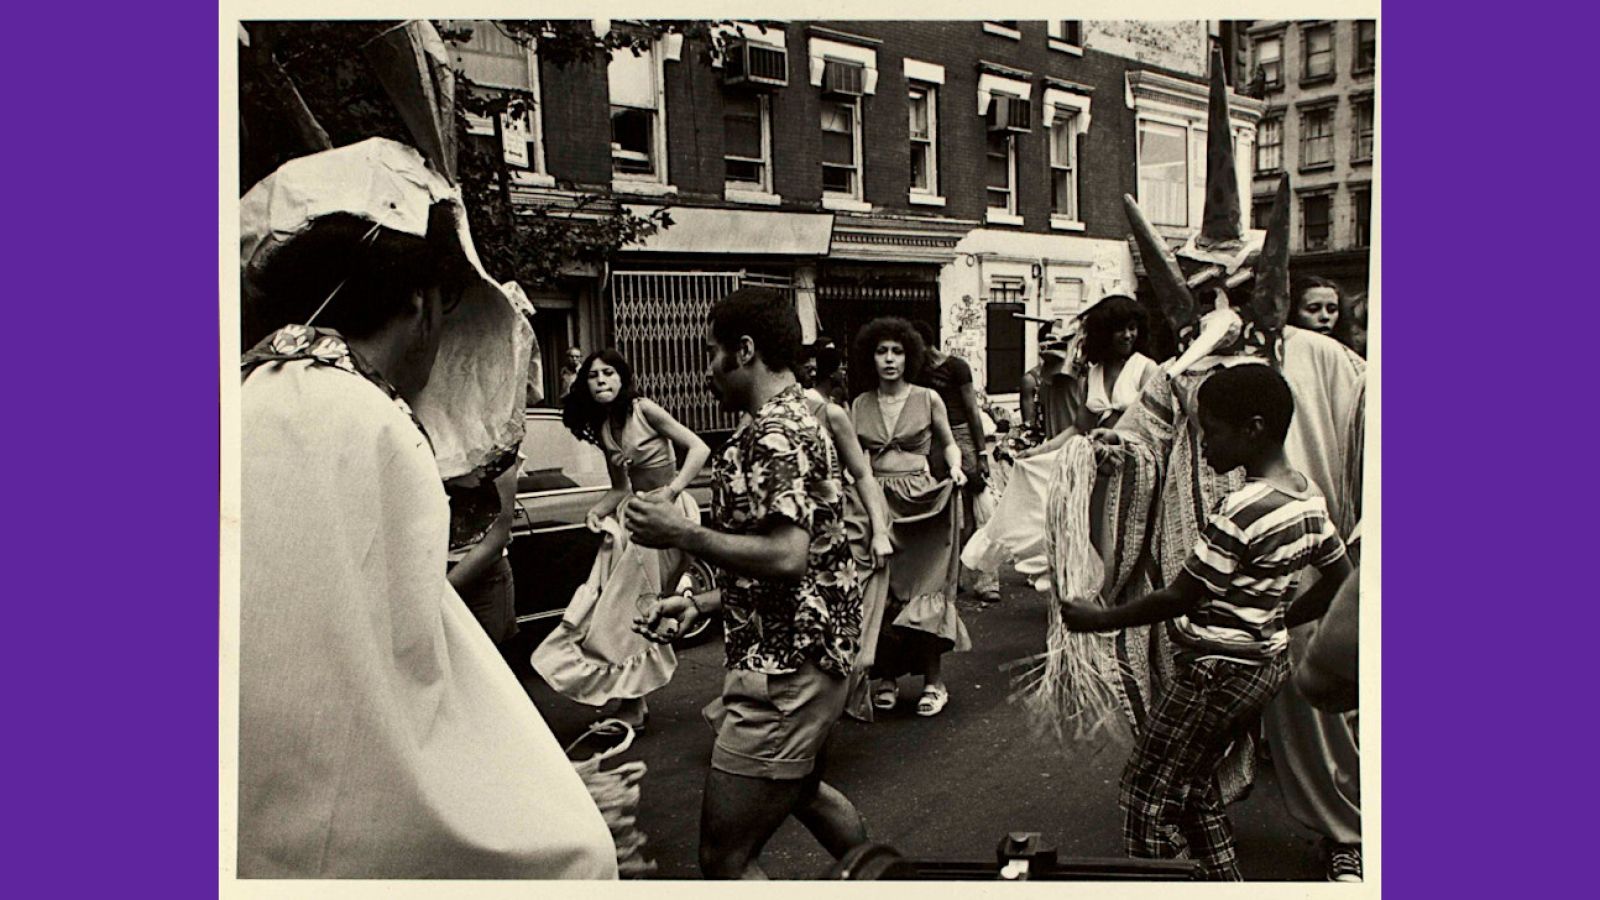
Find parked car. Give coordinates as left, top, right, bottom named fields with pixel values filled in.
left=505, top=407, right=722, bottom=645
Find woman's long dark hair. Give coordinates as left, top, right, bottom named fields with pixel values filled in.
left=1080, top=295, right=1149, bottom=365
left=852, top=317, right=926, bottom=395
left=561, top=349, right=639, bottom=447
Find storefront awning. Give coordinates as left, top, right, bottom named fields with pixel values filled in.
left=623, top=205, right=834, bottom=255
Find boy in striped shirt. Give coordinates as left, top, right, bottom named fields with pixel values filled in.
left=1060, top=364, right=1354, bottom=880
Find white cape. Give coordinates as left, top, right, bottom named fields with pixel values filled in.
left=238, top=361, right=616, bottom=878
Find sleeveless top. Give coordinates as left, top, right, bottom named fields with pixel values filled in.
left=600, top=400, right=675, bottom=475
left=852, top=386, right=935, bottom=474
left=1084, top=352, right=1158, bottom=425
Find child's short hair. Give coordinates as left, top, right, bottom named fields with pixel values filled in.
left=1198, top=364, right=1295, bottom=446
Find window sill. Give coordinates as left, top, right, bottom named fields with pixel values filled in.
left=983, top=23, right=1022, bottom=40
left=1353, top=67, right=1375, bottom=78
left=510, top=171, right=556, bottom=188
left=1299, top=73, right=1336, bottom=87
left=1049, top=217, right=1086, bottom=232
left=908, top=193, right=947, bottom=207
left=1351, top=157, right=1373, bottom=167
left=823, top=195, right=874, bottom=213
left=1048, top=38, right=1084, bottom=56
left=1254, top=167, right=1283, bottom=178
left=611, top=179, right=678, bottom=197
left=1298, top=162, right=1336, bottom=174
left=986, top=209, right=1024, bottom=227
left=725, top=187, right=783, bottom=206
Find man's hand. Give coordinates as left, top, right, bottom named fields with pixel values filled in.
left=1057, top=600, right=1107, bottom=632
left=870, top=532, right=895, bottom=569
left=623, top=492, right=693, bottom=549
left=951, top=467, right=968, bottom=488
left=633, top=593, right=698, bottom=644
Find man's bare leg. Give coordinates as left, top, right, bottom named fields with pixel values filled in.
left=794, top=778, right=868, bottom=858
left=699, top=769, right=808, bottom=879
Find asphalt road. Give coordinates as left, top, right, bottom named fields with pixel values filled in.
left=509, top=570, right=1333, bottom=881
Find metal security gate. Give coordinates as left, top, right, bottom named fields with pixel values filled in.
left=610, top=271, right=793, bottom=434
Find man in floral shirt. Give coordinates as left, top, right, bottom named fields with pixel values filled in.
left=629, top=287, right=868, bottom=878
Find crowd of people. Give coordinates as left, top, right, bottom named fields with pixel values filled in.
left=236, top=136, right=1367, bottom=882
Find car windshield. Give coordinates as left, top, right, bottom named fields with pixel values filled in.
left=517, top=412, right=611, bottom=493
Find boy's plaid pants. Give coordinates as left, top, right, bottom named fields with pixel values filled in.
left=1119, top=653, right=1289, bottom=880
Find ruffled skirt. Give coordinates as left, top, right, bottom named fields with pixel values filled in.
left=531, top=493, right=699, bottom=705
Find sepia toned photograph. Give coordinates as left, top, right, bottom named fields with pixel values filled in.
left=226, top=7, right=1376, bottom=886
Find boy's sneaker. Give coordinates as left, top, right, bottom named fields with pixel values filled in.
left=1325, top=842, right=1362, bottom=882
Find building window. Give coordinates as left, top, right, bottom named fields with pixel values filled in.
left=1302, top=25, right=1334, bottom=81
left=609, top=40, right=665, bottom=180
left=1302, top=193, right=1332, bottom=251
left=821, top=98, right=862, bottom=198
left=1049, top=108, right=1079, bottom=219
left=1256, top=35, right=1282, bottom=88
left=723, top=93, right=771, bottom=191
left=1255, top=117, right=1283, bottom=173
left=1252, top=194, right=1276, bottom=229
left=1300, top=106, right=1335, bottom=169
left=1052, top=276, right=1086, bottom=318
left=1048, top=21, right=1083, bottom=46
left=1138, top=119, right=1189, bottom=227
left=1352, top=187, right=1371, bottom=248
left=447, top=21, right=545, bottom=173
left=986, top=129, right=1017, bottom=214
left=1354, top=21, right=1376, bottom=74
left=908, top=85, right=938, bottom=195
left=1352, top=97, right=1373, bottom=163
left=986, top=284, right=1026, bottom=394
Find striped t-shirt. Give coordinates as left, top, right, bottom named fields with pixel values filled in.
left=1175, top=478, right=1347, bottom=660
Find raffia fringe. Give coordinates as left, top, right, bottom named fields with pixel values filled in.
left=1010, top=436, right=1133, bottom=744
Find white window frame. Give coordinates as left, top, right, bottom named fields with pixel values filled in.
left=908, top=83, right=941, bottom=204
left=904, top=58, right=946, bottom=206
left=1256, top=116, right=1283, bottom=173
left=1130, top=82, right=1257, bottom=234
left=985, top=126, right=1021, bottom=225
left=608, top=36, right=673, bottom=194
left=1256, top=34, right=1283, bottom=88
left=1047, top=21, right=1084, bottom=56
left=1299, top=103, right=1336, bottom=171
left=451, top=21, right=552, bottom=186
left=723, top=93, right=777, bottom=204
left=821, top=92, right=868, bottom=210
left=1043, top=87, right=1091, bottom=229
left=1136, top=114, right=1193, bottom=228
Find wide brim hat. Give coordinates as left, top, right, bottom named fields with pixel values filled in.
left=240, top=137, right=534, bottom=479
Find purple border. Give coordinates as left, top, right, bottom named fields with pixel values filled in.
left=21, top=9, right=1554, bottom=896
left=11, top=11, right=219, bottom=897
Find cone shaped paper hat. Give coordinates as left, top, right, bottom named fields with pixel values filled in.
left=1251, top=175, right=1293, bottom=334
left=1197, top=48, right=1243, bottom=250
left=1123, top=193, right=1198, bottom=332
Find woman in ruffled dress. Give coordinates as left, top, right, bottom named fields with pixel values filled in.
left=532, top=349, right=710, bottom=730
left=849, top=317, right=970, bottom=717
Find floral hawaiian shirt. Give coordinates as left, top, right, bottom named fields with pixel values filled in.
left=713, top=384, right=861, bottom=676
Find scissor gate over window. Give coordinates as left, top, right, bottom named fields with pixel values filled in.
left=610, top=271, right=792, bottom=434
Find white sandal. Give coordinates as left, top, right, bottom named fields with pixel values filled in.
left=916, top=684, right=949, bottom=717
left=873, top=680, right=898, bottom=711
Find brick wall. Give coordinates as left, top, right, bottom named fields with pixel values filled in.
left=539, top=54, right=611, bottom=188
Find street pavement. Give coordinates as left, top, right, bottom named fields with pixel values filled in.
left=510, top=570, right=1335, bottom=881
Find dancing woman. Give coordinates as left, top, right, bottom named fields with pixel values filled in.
left=532, top=349, right=710, bottom=729
left=849, top=317, right=971, bottom=717
left=1019, top=295, right=1160, bottom=459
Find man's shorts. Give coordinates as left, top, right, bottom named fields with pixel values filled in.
left=701, top=661, right=848, bottom=780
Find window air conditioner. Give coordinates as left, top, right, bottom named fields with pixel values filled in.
left=822, top=59, right=865, bottom=97
left=724, top=39, right=788, bottom=88
left=987, top=95, right=1032, bottom=133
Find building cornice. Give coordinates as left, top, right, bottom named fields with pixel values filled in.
left=1126, top=69, right=1265, bottom=121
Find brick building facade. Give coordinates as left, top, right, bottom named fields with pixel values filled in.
left=449, top=20, right=1269, bottom=424
left=1245, top=19, right=1375, bottom=301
